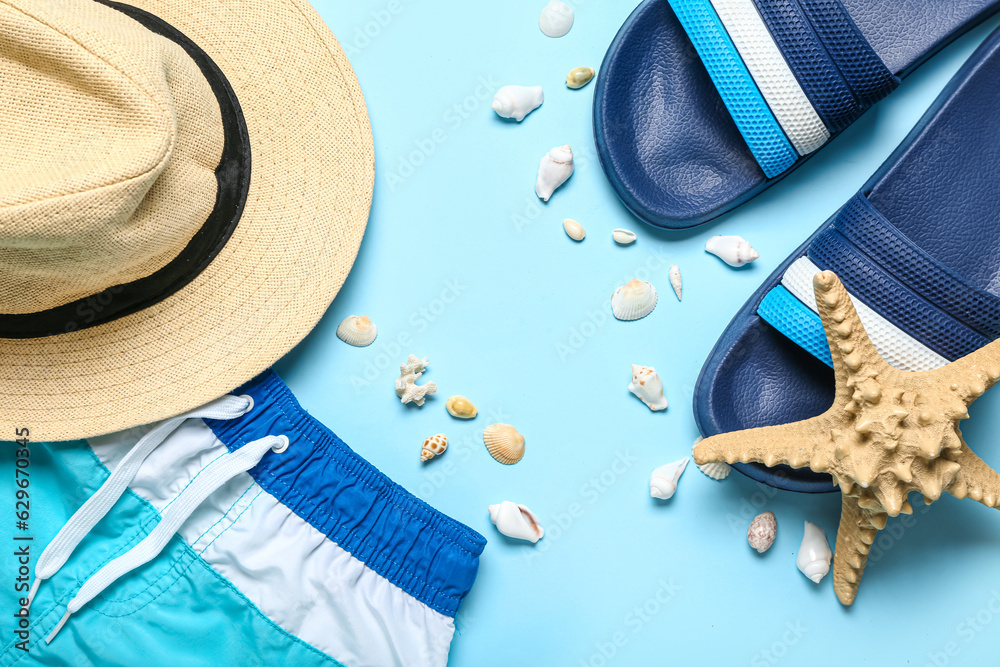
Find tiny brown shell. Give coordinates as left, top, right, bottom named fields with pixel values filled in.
left=747, top=511, right=777, bottom=553
left=483, top=423, right=525, bottom=465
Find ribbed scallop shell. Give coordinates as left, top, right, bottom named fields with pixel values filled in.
left=611, top=279, right=657, bottom=321
left=692, top=436, right=730, bottom=479
left=420, top=433, right=448, bottom=462
left=484, top=423, right=525, bottom=465
left=336, top=315, right=377, bottom=347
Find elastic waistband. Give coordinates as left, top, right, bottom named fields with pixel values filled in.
left=205, top=370, right=486, bottom=617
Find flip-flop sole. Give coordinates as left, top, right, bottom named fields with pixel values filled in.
left=594, top=0, right=1000, bottom=229
left=693, top=24, right=1000, bottom=491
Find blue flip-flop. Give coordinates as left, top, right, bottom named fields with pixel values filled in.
left=594, top=0, right=1000, bottom=229
left=693, top=24, right=1000, bottom=492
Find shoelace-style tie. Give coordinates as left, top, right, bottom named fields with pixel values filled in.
left=26, top=394, right=255, bottom=611
left=45, top=433, right=287, bottom=643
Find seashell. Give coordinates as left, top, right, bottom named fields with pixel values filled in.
left=489, top=501, right=544, bottom=543
left=336, top=315, right=377, bottom=347
left=491, top=85, right=544, bottom=122
left=566, top=66, right=595, bottom=89
left=628, top=364, right=668, bottom=411
left=445, top=395, right=478, bottom=419
left=612, top=228, right=636, bottom=245
left=796, top=521, right=832, bottom=583
left=705, top=235, right=760, bottom=267
left=611, top=279, right=657, bottom=321
left=563, top=218, right=585, bottom=241
left=748, top=511, right=777, bottom=553
left=535, top=144, right=574, bottom=201
left=420, top=434, right=448, bottom=462
left=394, top=354, right=437, bottom=406
left=484, top=423, right=525, bottom=465
left=538, top=0, right=573, bottom=37
left=649, top=457, right=688, bottom=500
left=669, top=265, right=682, bottom=301
left=692, top=436, right=731, bottom=479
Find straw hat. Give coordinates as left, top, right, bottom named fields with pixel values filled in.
left=0, top=0, right=373, bottom=440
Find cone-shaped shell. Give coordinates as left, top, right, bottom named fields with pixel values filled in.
left=535, top=145, right=574, bottom=201
left=484, top=423, right=525, bottom=464
left=669, top=265, right=682, bottom=301
left=705, top=235, right=759, bottom=267
left=796, top=521, right=832, bottom=583
left=336, top=315, right=377, bottom=347
left=611, top=279, right=657, bottom=321
left=420, top=434, right=448, bottom=462
left=649, top=457, right=688, bottom=499
left=489, top=501, right=544, bottom=542
left=491, top=85, right=543, bottom=122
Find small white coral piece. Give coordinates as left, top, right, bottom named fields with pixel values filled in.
left=611, top=279, right=657, bottom=321
left=535, top=144, right=574, bottom=201
left=336, top=315, right=377, bottom=347
left=538, top=0, right=573, bottom=37
left=669, top=265, right=682, bottom=301
left=394, top=354, right=438, bottom=406
left=705, top=235, right=760, bottom=267
left=628, top=364, right=668, bottom=411
left=649, top=458, right=688, bottom=500
left=748, top=511, right=777, bottom=553
left=489, top=501, right=544, bottom=543
left=796, top=521, right=832, bottom=583
left=491, top=85, right=544, bottom=122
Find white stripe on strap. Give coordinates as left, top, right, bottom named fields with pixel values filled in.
left=782, top=257, right=949, bottom=372
left=709, top=0, right=830, bottom=155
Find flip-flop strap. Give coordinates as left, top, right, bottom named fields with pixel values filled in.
left=668, top=0, right=897, bottom=176
left=833, top=193, right=1000, bottom=338
left=751, top=0, right=897, bottom=132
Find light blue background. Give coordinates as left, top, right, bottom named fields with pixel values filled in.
left=282, top=2, right=1000, bottom=665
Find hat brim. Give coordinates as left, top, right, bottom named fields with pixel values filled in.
left=0, top=0, right=373, bottom=440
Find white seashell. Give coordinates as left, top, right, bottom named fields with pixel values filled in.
left=705, top=235, right=760, bottom=267
left=538, top=0, right=573, bottom=37
left=649, top=457, right=688, bottom=500
left=566, top=66, right=595, bottom=89
left=796, top=521, right=832, bottom=583
left=611, top=279, right=657, bottom=321
left=489, top=501, right=544, bottom=543
left=484, top=423, right=525, bottom=465
left=563, top=218, right=585, bottom=241
left=628, top=364, right=668, bottom=411
left=669, top=265, right=682, bottom=301
left=612, top=228, right=636, bottom=245
left=491, top=85, right=544, bottom=122
left=420, top=434, right=448, bottom=462
left=535, top=144, right=574, bottom=201
left=394, top=354, right=437, bottom=406
left=336, top=315, right=377, bottom=347
left=692, top=436, right=731, bottom=479
left=747, top=511, right=777, bottom=553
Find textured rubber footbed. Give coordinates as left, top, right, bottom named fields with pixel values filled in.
left=693, top=26, right=1000, bottom=492
left=708, top=0, right=829, bottom=155
left=769, top=256, right=949, bottom=372
left=667, top=0, right=798, bottom=176
left=594, top=0, right=1000, bottom=228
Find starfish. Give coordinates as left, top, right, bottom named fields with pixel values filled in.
left=694, top=271, right=1000, bottom=605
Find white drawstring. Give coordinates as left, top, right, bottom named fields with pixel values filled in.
left=26, top=394, right=253, bottom=610
left=45, top=434, right=288, bottom=644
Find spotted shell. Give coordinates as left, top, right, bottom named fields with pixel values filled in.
left=747, top=511, right=777, bottom=553
left=484, top=423, right=525, bottom=465
left=421, top=434, right=448, bottom=462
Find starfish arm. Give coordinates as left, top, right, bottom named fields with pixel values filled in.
left=812, top=272, right=890, bottom=387
left=933, top=340, right=1000, bottom=406
left=946, top=438, right=1000, bottom=509
left=832, top=495, right=881, bottom=606
left=694, top=417, right=834, bottom=471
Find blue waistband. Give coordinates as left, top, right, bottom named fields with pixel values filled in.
left=205, top=370, right=486, bottom=618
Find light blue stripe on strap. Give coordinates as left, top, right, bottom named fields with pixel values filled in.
left=668, top=0, right=799, bottom=177
left=757, top=286, right=833, bottom=367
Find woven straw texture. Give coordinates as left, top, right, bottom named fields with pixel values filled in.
left=0, top=0, right=374, bottom=440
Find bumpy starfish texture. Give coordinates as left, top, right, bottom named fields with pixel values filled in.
left=694, top=271, right=1000, bottom=605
